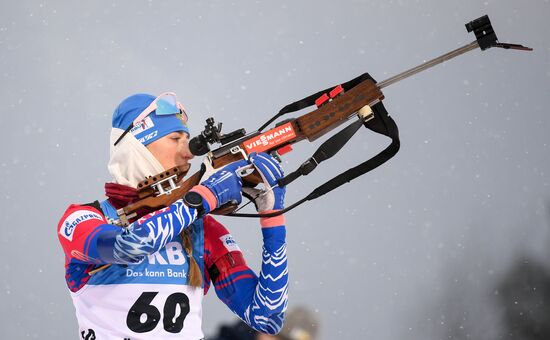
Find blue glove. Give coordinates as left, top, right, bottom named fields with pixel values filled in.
left=242, top=152, right=286, bottom=212
left=198, top=159, right=249, bottom=209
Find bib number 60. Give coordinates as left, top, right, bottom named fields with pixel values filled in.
left=126, top=292, right=190, bottom=333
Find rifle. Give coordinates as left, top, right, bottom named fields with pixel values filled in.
left=115, top=15, right=532, bottom=224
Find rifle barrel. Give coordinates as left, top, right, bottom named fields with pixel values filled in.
left=377, top=40, right=479, bottom=89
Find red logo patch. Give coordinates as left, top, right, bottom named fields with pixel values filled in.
left=243, top=122, right=296, bottom=154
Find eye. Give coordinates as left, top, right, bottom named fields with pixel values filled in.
left=168, top=132, right=184, bottom=142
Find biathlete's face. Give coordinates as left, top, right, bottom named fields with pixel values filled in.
left=146, top=131, right=194, bottom=170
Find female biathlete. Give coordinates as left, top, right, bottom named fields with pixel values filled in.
left=57, top=93, right=288, bottom=339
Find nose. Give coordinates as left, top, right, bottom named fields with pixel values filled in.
left=181, top=137, right=195, bottom=160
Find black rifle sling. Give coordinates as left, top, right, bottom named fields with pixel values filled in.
left=277, top=117, right=366, bottom=187
left=229, top=74, right=400, bottom=218
left=307, top=101, right=400, bottom=201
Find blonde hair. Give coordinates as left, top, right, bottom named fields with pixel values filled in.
left=181, top=228, right=202, bottom=287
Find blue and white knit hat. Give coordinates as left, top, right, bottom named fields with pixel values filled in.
left=112, top=93, right=189, bottom=146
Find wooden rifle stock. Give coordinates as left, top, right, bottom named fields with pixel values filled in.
left=296, top=79, right=383, bottom=141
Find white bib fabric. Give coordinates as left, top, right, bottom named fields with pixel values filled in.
left=71, top=283, right=204, bottom=340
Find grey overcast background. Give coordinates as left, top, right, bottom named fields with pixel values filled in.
left=1, top=1, right=549, bottom=339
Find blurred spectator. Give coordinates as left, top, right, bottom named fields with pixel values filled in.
left=496, top=256, right=550, bottom=339
left=209, top=306, right=319, bottom=340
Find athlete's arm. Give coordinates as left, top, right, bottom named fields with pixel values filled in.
left=206, top=153, right=289, bottom=334
left=57, top=199, right=199, bottom=264
left=57, top=160, right=248, bottom=265
left=204, top=216, right=288, bottom=335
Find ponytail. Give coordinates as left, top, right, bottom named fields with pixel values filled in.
left=181, top=228, right=202, bottom=288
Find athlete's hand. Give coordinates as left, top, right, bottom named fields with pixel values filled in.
left=194, top=160, right=249, bottom=211
left=242, top=152, right=286, bottom=212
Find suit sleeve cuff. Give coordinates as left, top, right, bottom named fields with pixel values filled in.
left=259, top=210, right=285, bottom=228
left=190, top=185, right=218, bottom=213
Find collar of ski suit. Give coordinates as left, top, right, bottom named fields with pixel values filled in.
left=108, top=127, right=166, bottom=188
left=104, top=182, right=139, bottom=210
left=104, top=182, right=158, bottom=222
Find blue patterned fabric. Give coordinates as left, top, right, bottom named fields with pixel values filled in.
left=213, top=226, right=288, bottom=334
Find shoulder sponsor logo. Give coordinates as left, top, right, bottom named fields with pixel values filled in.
left=60, top=210, right=104, bottom=241
left=220, top=234, right=240, bottom=252
left=243, top=122, right=296, bottom=154
left=130, top=116, right=155, bottom=135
